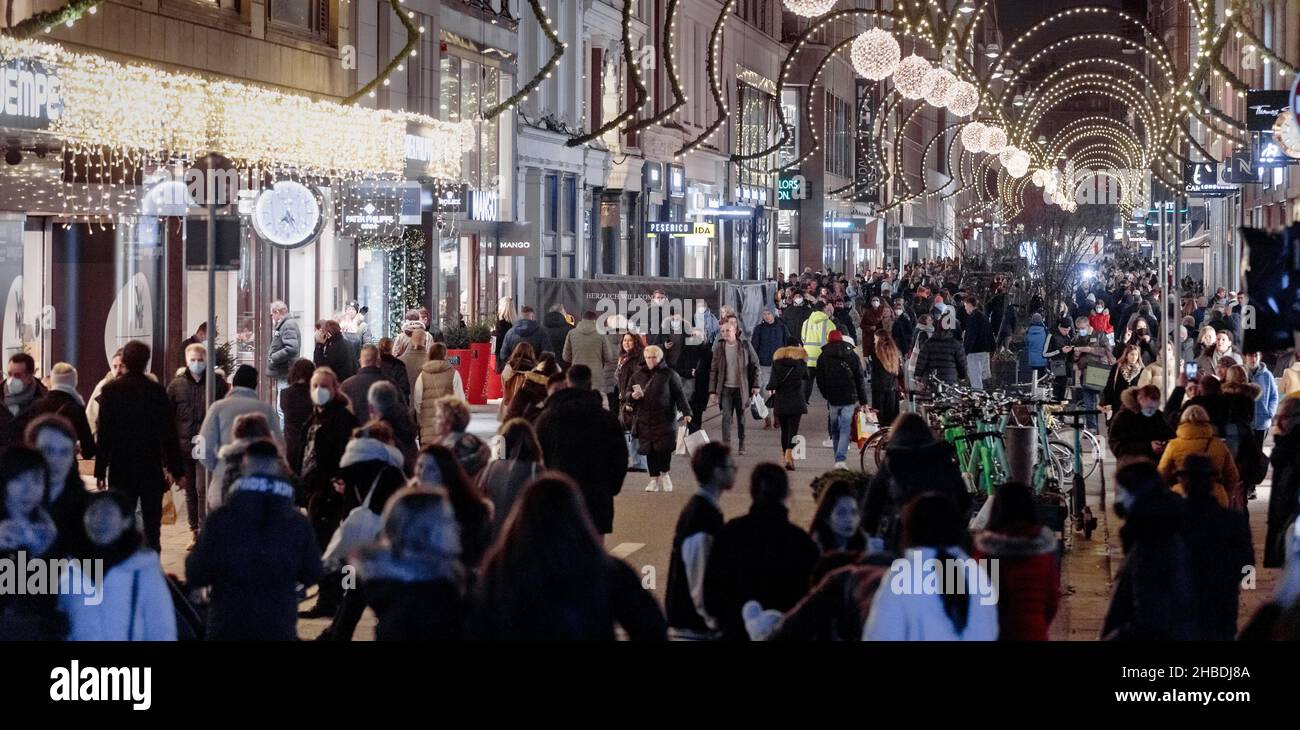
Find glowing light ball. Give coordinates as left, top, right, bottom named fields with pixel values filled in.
left=923, top=67, right=957, bottom=108
left=998, top=146, right=1020, bottom=167
left=944, top=80, right=979, bottom=117
left=894, top=54, right=935, bottom=100
left=851, top=28, right=901, bottom=81
left=980, top=125, right=1008, bottom=155
left=961, top=122, right=987, bottom=151
left=783, top=0, right=838, bottom=17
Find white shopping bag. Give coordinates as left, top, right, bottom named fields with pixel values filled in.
left=683, top=429, right=711, bottom=456
left=675, top=425, right=689, bottom=456
left=968, top=494, right=994, bottom=531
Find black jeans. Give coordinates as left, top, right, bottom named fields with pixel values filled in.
left=1052, top=375, right=1069, bottom=401
left=120, top=487, right=163, bottom=553
left=647, top=450, right=673, bottom=477
left=606, top=390, right=619, bottom=412
left=180, top=457, right=205, bottom=531
left=719, top=387, right=746, bottom=446
left=778, top=414, right=802, bottom=450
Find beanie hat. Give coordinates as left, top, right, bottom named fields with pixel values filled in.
left=232, top=364, right=258, bottom=389
left=50, top=362, right=77, bottom=389
left=827, top=330, right=843, bottom=344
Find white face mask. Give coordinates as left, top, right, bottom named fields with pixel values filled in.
left=188, top=360, right=206, bottom=377
left=312, top=387, right=332, bottom=406
left=7, top=378, right=25, bottom=396
left=793, top=297, right=804, bottom=305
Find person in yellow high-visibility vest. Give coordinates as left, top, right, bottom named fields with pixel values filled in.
left=800, top=301, right=837, bottom=403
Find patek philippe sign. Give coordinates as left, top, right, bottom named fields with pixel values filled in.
left=1246, top=90, right=1291, bottom=131
left=0, top=58, right=62, bottom=130
left=340, top=186, right=402, bottom=235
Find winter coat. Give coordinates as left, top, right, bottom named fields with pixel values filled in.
left=377, top=354, right=412, bottom=408
left=61, top=551, right=177, bottom=641
left=783, top=303, right=813, bottom=344
left=1101, top=490, right=1197, bottom=640
left=615, top=353, right=644, bottom=414
left=166, top=369, right=228, bottom=455
left=0, top=379, right=47, bottom=450
left=94, top=373, right=184, bottom=495
left=534, top=388, right=628, bottom=534
left=863, top=545, right=999, bottom=641
left=1282, top=362, right=1300, bottom=397
left=602, top=333, right=624, bottom=394
left=1102, top=361, right=1145, bottom=413
left=1248, top=364, right=1280, bottom=432
left=752, top=319, right=789, bottom=366
left=1087, top=309, right=1112, bottom=335
left=496, top=318, right=549, bottom=372
left=198, top=386, right=285, bottom=488
left=441, top=431, right=492, bottom=480
left=336, top=436, right=407, bottom=515
left=353, top=548, right=466, bottom=641
left=800, top=311, right=836, bottom=367
left=476, top=458, right=542, bottom=537
left=627, top=362, right=691, bottom=455
left=377, top=408, right=418, bottom=474
left=399, top=347, right=429, bottom=396
left=300, top=400, right=361, bottom=499
left=280, top=382, right=314, bottom=475
left=1157, top=421, right=1241, bottom=509
left=29, top=388, right=96, bottom=460
left=708, top=338, right=761, bottom=410
left=542, top=311, right=575, bottom=361
left=267, top=315, right=302, bottom=380
left=314, top=334, right=356, bottom=381
left=1264, top=430, right=1300, bottom=568
left=769, top=559, right=890, bottom=641
left=973, top=527, right=1059, bottom=641
left=1023, top=324, right=1049, bottom=368
left=815, top=341, right=868, bottom=407
left=340, top=366, right=387, bottom=424
left=892, top=313, right=916, bottom=355
left=1107, top=388, right=1175, bottom=461
left=206, top=437, right=263, bottom=514
left=414, top=359, right=464, bottom=444
left=1181, top=490, right=1254, bottom=640
left=1044, top=330, right=1073, bottom=378
left=703, top=503, right=821, bottom=641
left=563, top=319, right=614, bottom=391
left=186, top=474, right=323, bottom=640
left=864, top=438, right=970, bottom=552
left=860, top=305, right=892, bottom=359
left=767, top=348, right=809, bottom=417
left=963, top=309, right=995, bottom=354
left=914, top=330, right=967, bottom=385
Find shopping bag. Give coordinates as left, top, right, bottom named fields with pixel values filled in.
left=850, top=407, right=871, bottom=448
left=683, top=429, right=710, bottom=456
left=749, top=396, right=769, bottom=421
left=675, top=425, right=689, bottom=456
left=625, top=432, right=648, bottom=472
left=161, top=488, right=178, bottom=526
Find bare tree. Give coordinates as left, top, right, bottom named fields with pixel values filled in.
left=995, top=202, right=1117, bottom=322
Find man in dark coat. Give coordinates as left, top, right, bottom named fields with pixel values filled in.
left=341, top=344, right=388, bottom=423
left=542, top=305, right=575, bottom=363
left=703, top=464, right=819, bottom=641
left=95, top=340, right=185, bottom=552
left=29, top=363, right=94, bottom=460
left=496, top=306, right=549, bottom=372
left=267, top=301, right=301, bottom=383
left=1177, top=455, right=1255, bottom=640
left=782, top=293, right=813, bottom=344
left=166, top=342, right=228, bottom=540
left=186, top=441, right=322, bottom=640
left=534, top=365, right=629, bottom=537
left=0, top=353, right=48, bottom=450
left=375, top=338, right=411, bottom=408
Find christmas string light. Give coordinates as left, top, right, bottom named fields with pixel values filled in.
left=484, top=0, right=566, bottom=120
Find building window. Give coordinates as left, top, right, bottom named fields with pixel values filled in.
left=564, top=176, right=577, bottom=235
left=268, top=0, right=327, bottom=37
left=825, top=91, right=852, bottom=179
left=736, top=82, right=778, bottom=196
left=543, top=173, right=576, bottom=278
left=439, top=53, right=506, bottom=191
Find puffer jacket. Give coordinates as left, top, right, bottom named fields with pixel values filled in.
left=1281, top=362, right=1300, bottom=397
left=496, top=318, right=549, bottom=371
left=542, top=311, right=574, bottom=362
left=415, top=359, right=459, bottom=444
left=1023, top=324, right=1048, bottom=368
left=751, top=319, right=789, bottom=366
left=1106, top=387, right=1174, bottom=461
left=914, top=329, right=967, bottom=385
left=1157, top=421, right=1241, bottom=508
left=973, top=526, right=1060, bottom=641
left=627, top=361, right=690, bottom=454
left=767, top=347, right=809, bottom=417
left=563, top=319, right=613, bottom=391
left=1248, top=364, right=1280, bottom=432
left=814, top=341, right=868, bottom=407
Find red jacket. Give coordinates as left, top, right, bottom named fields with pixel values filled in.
left=974, top=526, right=1060, bottom=641
left=1088, top=310, right=1113, bottom=335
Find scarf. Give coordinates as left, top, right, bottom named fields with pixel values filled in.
left=52, top=383, right=85, bottom=407
left=1120, top=361, right=1142, bottom=383
left=4, top=381, right=37, bottom=416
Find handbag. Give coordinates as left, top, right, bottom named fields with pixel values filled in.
left=764, top=365, right=795, bottom=409
left=1081, top=363, right=1110, bottom=392
left=161, top=488, right=178, bottom=526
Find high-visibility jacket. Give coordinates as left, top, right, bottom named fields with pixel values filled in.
left=801, top=311, right=835, bottom=367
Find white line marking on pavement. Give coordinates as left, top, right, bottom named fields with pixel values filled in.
left=609, top=542, right=645, bottom=559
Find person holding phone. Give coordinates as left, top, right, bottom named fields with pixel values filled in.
left=1069, top=317, right=1113, bottom=431
left=1042, top=319, right=1074, bottom=401
left=627, top=346, right=692, bottom=493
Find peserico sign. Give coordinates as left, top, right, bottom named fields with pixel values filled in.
left=646, top=221, right=714, bottom=237
left=0, top=59, right=62, bottom=130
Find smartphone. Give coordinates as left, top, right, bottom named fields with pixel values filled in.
left=1184, top=362, right=1198, bottom=380
left=632, top=384, right=643, bottom=396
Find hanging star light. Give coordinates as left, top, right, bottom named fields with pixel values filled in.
left=961, top=122, right=987, bottom=151
left=923, top=67, right=957, bottom=108
left=893, top=54, right=935, bottom=100
left=783, top=0, right=838, bottom=18
left=851, top=28, right=901, bottom=81
left=944, top=80, right=979, bottom=117
left=980, top=125, right=1009, bottom=155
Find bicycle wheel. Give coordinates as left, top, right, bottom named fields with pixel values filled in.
left=1048, top=440, right=1076, bottom=481
left=1077, top=429, right=1103, bottom=480
left=859, top=428, right=891, bottom=471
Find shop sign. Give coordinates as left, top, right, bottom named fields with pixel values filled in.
left=1183, top=161, right=1237, bottom=197
left=434, top=185, right=467, bottom=213
left=0, top=58, right=62, bottom=130
left=646, top=221, right=714, bottom=237
left=1246, top=89, right=1290, bottom=131
left=1256, top=133, right=1300, bottom=168
left=1222, top=146, right=1264, bottom=184
left=339, top=185, right=402, bottom=235
left=485, top=222, right=534, bottom=257
left=902, top=226, right=934, bottom=239
left=468, top=189, right=500, bottom=221
left=777, top=173, right=807, bottom=209
left=644, top=163, right=663, bottom=192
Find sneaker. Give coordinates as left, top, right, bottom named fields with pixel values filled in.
left=644, top=476, right=661, bottom=493
left=834, top=461, right=848, bottom=470
left=822, top=439, right=834, bottom=448
left=661, top=474, right=674, bottom=492
left=738, top=444, right=746, bottom=456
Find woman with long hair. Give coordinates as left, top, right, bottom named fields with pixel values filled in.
left=615, top=332, right=645, bottom=423
left=503, top=353, right=562, bottom=424
left=0, top=446, right=65, bottom=639
left=25, top=414, right=89, bottom=558
left=313, top=320, right=356, bottom=381
left=476, top=419, right=544, bottom=538
left=767, top=345, right=808, bottom=471
left=469, top=474, right=666, bottom=640
left=494, top=296, right=517, bottom=366
left=808, top=481, right=867, bottom=555
left=415, top=444, right=493, bottom=569
left=1103, top=343, right=1145, bottom=422
left=863, top=494, right=999, bottom=640
left=870, top=330, right=904, bottom=427
left=498, top=341, right=538, bottom=420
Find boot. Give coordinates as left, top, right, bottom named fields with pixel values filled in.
left=186, top=529, right=198, bottom=552
left=784, top=449, right=795, bottom=471
left=644, top=476, right=661, bottom=493
left=660, top=474, right=674, bottom=492
left=738, top=440, right=746, bottom=456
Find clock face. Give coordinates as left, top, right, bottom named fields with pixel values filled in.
left=253, top=181, right=322, bottom=248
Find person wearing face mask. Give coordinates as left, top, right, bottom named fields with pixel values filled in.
left=188, top=440, right=323, bottom=640
left=167, top=343, right=229, bottom=544
left=1069, top=316, right=1112, bottom=431
left=906, top=314, right=934, bottom=392
left=299, top=368, right=360, bottom=622
left=30, top=362, right=95, bottom=462
left=0, top=353, right=47, bottom=451
left=61, top=490, right=177, bottom=641
left=859, top=296, right=891, bottom=362
left=1107, top=385, right=1175, bottom=461
left=1102, top=460, right=1195, bottom=641
left=1087, top=301, right=1113, bottom=347
left=782, top=292, right=813, bottom=346
left=0, top=446, right=65, bottom=639
left=890, top=298, right=915, bottom=355
left=196, top=365, right=283, bottom=540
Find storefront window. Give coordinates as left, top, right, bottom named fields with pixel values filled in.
left=736, top=83, right=778, bottom=193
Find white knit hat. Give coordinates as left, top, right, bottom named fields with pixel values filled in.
left=50, top=362, right=78, bottom=389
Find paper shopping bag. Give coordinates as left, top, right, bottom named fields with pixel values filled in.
left=683, top=429, right=711, bottom=456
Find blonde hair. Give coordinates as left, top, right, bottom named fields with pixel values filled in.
left=1224, top=364, right=1248, bottom=386
left=643, top=345, right=664, bottom=359
left=1180, top=404, right=1211, bottom=425
left=498, top=296, right=516, bottom=323
left=184, top=342, right=207, bottom=359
